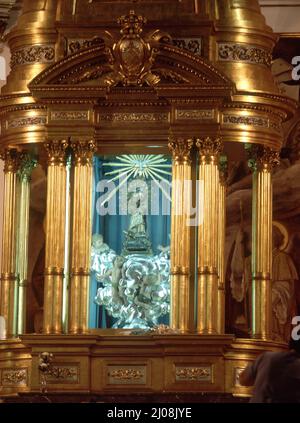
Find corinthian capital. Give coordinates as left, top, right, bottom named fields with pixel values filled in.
left=168, top=137, right=193, bottom=164
left=247, top=144, right=280, bottom=172
left=0, top=148, right=23, bottom=173
left=71, top=140, right=97, bottom=166
left=44, top=140, right=69, bottom=166
left=196, top=137, right=223, bottom=163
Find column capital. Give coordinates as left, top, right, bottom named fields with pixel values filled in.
left=219, top=155, right=228, bottom=184
left=0, top=148, right=23, bottom=173
left=168, top=137, right=193, bottom=164
left=44, top=140, right=69, bottom=166
left=196, top=137, right=223, bottom=163
left=246, top=144, right=280, bottom=172
left=19, top=154, right=38, bottom=182
left=71, top=140, right=97, bottom=166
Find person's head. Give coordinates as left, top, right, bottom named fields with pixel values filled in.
left=289, top=337, right=300, bottom=354
left=92, top=234, right=104, bottom=249
left=273, top=226, right=284, bottom=250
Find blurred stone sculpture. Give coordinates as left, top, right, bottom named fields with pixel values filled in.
left=272, top=222, right=298, bottom=342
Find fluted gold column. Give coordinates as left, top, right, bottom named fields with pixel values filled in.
left=196, top=137, right=223, bottom=334
left=44, top=140, right=68, bottom=335
left=248, top=145, right=279, bottom=340
left=69, top=140, right=96, bottom=334
left=168, top=137, right=194, bottom=332
left=217, top=156, right=227, bottom=334
left=0, top=149, right=22, bottom=337
left=16, top=155, right=37, bottom=335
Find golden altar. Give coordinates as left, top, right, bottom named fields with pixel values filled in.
left=0, top=0, right=296, bottom=399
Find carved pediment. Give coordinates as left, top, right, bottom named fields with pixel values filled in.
left=29, top=10, right=234, bottom=96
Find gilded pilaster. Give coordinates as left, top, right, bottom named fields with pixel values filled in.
left=44, top=140, right=68, bottom=335
left=217, top=156, right=227, bottom=334
left=0, top=149, right=22, bottom=337
left=196, top=137, right=223, bottom=334
left=69, top=140, right=96, bottom=334
left=16, top=155, right=37, bottom=335
left=168, top=137, right=194, bottom=332
left=248, top=145, right=279, bottom=340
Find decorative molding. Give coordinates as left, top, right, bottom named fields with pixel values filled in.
left=107, top=366, right=146, bottom=385
left=1, top=368, right=28, bottom=386
left=11, top=45, right=55, bottom=68
left=175, top=366, right=212, bottom=382
left=176, top=109, right=214, bottom=121
left=7, top=116, right=47, bottom=129
left=99, top=112, right=169, bottom=123
left=51, top=111, right=89, bottom=121
left=168, top=138, right=193, bottom=164
left=173, top=38, right=202, bottom=56
left=218, top=43, right=272, bottom=67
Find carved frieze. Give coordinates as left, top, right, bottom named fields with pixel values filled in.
left=44, top=365, right=79, bottom=384
left=176, top=109, right=214, bottom=121
left=1, top=368, right=28, bottom=387
left=175, top=366, right=212, bottom=382
left=173, top=38, right=202, bottom=56
left=107, top=366, right=146, bottom=385
left=11, top=45, right=55, bottom=68
left=51, top=111, right=89, bottom=121
left=218, top=43, right=272, bottom=67
left=7, top=117, right=47, bottom=129
left=99, top=112, right=169, bottom=123
left=223, top=114, right=282, bottom=134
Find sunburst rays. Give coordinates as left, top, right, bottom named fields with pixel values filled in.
left=101, top=155, right=172, bottom=205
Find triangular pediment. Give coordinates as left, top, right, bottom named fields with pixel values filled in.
left=29, top=11, right=234, bottom=100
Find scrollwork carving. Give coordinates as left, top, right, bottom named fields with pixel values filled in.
left=218, top=43, right=272, bottom=67
left=11, top=45, right=55, bottom=68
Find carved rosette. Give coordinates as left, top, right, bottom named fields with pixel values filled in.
left=44, top=140, right=69, bottom=167
left=168, top=138, right=193, bottom=164
left=0, top=148, right=23, bottom=173
left=247, top=145, right=280, bottom=172
left=196, top=137, right=223, bottom=164
left=71, top=140, right=97, bottom=166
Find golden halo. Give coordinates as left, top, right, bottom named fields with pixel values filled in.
left=273, top=221, right=289, bottom=251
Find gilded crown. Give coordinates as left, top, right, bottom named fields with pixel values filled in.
left=118, top=10, right=147, bottom=36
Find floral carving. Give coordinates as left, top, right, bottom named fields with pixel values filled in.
left=11, top=45, right=55, bottom=68
left=218, top=43, right=272, bottom=67
left=176, top=366, right=212, bottom=382
left=1, top=368, right=27, bottom=386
